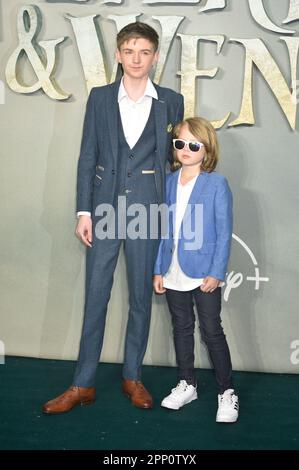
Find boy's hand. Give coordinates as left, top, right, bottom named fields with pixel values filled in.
left=200, top=276, right=220, bottom=293
left=153, top=275, right=166, bottom=294
left=76, top=215, right=92, bottom=247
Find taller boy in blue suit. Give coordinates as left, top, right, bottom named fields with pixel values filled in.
left=43, top=22, right=184, bottom=413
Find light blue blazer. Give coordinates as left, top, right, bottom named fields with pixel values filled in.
left=154, top=170, right=233, bottom=281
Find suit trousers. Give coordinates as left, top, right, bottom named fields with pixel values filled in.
left=73, top=212, right=160, bottom=387
left=165, top=287, right=233, bottom=394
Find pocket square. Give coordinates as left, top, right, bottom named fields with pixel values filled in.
left=167, top=123, right=173, bottom=133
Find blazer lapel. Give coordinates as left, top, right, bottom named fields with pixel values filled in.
left=169, top=171, right=180, bottom=206
left=106, top=80, right=121, bottom=167
left=153, top=90, right=168, bottom=168
left=182, top=172, right=209, bottom=223
left=168, top=171, right=180, bottom=234
left=189, top=172, right=209, bottom=204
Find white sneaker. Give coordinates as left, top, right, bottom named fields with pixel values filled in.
left=161, top=380, right=198, bottom=410
left=216, top=389, right=239, bottom=423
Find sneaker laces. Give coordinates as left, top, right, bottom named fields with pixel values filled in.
left=219, top=389, right=238, bottom=410
left=171, top=380, right=191, bottom=395
left=219, top=389, right=235, bottom=404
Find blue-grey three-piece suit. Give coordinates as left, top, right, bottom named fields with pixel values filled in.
left=73, top=79, right=184, bottom=386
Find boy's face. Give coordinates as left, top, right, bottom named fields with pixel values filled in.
left=116, top=37, right=159, bottom=81
left=176, top=125, right=206, bottom=169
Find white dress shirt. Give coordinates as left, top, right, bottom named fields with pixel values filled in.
left=117, top=77, right=158, bottom=148
left=163, top=170, right=205, bottom=291
left=77, top=78, right=158, bottom=217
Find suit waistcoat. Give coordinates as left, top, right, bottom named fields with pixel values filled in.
left=116, top=103, right=158, bottom=205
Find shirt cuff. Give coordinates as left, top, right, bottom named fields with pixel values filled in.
left=77, top=211, right=91, bottom=218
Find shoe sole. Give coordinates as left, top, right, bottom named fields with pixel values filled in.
left=42, top=399, right=95, bottom=414
left=216, top=415, right=238, bottom=423
left=161, top=393, right=198, bottom=410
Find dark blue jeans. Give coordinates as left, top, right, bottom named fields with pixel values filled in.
left=165, top=287, right=233, bottom=394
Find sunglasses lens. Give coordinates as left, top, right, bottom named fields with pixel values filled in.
left=173, top=139, right=203, bottom=152
left=189, top=142, right=201, bottom=152
left=174, top=139, right=185, bottom=150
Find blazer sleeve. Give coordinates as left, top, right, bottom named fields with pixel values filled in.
left=76, top=88, right=99, bottom=213
left=153, top=240, right=164, bottom=275
left=168, top=93, right=184, bottom=165
left=208, top=177, right=233, bottom=281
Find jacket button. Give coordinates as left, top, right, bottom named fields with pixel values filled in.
left=112, top=170, right=115, bottom=174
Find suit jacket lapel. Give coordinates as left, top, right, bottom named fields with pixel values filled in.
left=169, top=171, right=180, bottom=205
left=153, top=88, right=168, bottom=168
left=106, top=80, right=121, bottom=167
left=189, top=172, right=209, bottom=204
left=169, top=171, right=180, bottom=234
left=182, top=172, right=209, bottom=223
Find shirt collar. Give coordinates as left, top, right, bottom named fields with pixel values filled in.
left=118, top=77, right=158, bottom=103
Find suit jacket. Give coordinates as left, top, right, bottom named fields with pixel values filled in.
left=154, top=170, right=233, bottom=281
left=76, top=79, right=184, bottom=213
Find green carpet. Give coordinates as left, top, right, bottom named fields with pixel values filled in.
left=0, top=357, right=298, bottom=450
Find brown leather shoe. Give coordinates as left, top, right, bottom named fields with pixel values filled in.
left=42, top=386, right=96, bottom=414
left=122, top=379, right=153, bottom=409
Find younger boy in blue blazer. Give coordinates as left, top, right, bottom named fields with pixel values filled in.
left=154, top=117, right=239, bottom=423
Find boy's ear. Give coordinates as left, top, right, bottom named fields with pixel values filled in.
left=115, top=49, right=121, bottom=64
